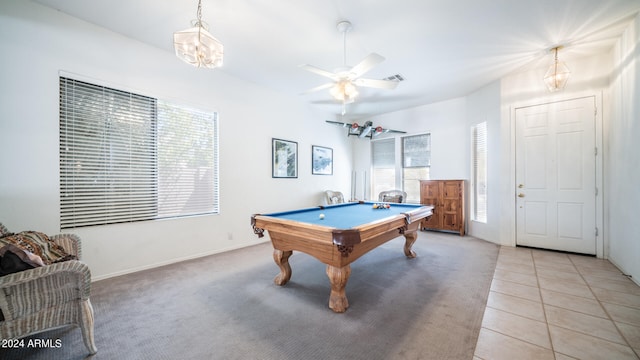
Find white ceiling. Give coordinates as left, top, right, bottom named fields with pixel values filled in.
left=34, top=0, right=640, bottom=119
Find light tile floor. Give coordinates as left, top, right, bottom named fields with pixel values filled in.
left=473, top=246, right=640, bottom=360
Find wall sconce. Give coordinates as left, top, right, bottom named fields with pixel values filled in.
left=173, top=0, right=223, bottom=69
left=544, top=46, right=570, bottom=92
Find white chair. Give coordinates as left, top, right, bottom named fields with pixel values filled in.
left=0, top=223, right=97, bottom=355
left=378, top=190, right=407, bottom=203
left=325, top=190, right=345, bottom=205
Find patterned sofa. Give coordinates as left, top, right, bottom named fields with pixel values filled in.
left=0, top=223, right=97, bottom=355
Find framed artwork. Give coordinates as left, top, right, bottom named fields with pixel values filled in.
left=312, top=145, right=333, bottom=175
left=272, top=138, right=298, bottom=178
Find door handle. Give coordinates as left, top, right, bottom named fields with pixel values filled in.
left=518, top=193, right=525, bottom=198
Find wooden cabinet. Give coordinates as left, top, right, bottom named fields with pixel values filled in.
left=420, top=180, right=465, bottom=236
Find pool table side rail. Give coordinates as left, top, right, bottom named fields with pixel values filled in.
left=252, top=214, right=364, bottom=246
left=251, top=205, right=433, bottom=247
left=403, top=206, right=434, bottom=224
left=252, top=214, right=341, bottom=239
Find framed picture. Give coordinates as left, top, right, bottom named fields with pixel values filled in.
left=312, top=145, right=333, bottom=175
left=272, top=138, right=298, bottom=178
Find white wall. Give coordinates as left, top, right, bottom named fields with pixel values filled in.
left=352, top=52, right=614, bottom=248
left=608, top=14, right=640, bottom=284
left=0, top=1, right=352, bottom=280
left=383, top=97, right=470, bottom=180
left=351, top=97, right=469, bottom=201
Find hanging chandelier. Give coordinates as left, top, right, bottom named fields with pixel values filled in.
left=543, top=46, right=570, bottom=92
left=173, top=0, right=223, bottom=69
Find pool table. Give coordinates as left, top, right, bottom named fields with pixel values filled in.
left=251, top=201, right=433, bottom=313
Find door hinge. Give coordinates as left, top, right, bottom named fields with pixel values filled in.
left=595, top=107, right=598, bottom=116
left=595, top=227, right=599, bottom=236
left=595, top=147, right=598, bottom=156
left=595, top=187, right=598, bottom=196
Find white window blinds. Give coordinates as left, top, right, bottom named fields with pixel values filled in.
left=402, top=134, right=431, bottom=168
left=402, top=134, right=431, bottom=203
left=156, top=101, right=219, bottom=219
left=472, top=122, right=487, bottom=223
left=371, top=138, right=396, bottom=198
left=372, top=138, right=395, bottom=168
left=59, top=77, right=219, bottom=229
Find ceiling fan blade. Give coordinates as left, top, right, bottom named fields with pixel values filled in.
left=349, top=53, right=385, bottom=78
left=354, top=78, right=399, bottom=89
left=299, top=64, right=339, bottom=80
left=300, top=82, right=334, bottom=95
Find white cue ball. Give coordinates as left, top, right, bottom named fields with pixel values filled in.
left=319, top=213, right=325, bottom=220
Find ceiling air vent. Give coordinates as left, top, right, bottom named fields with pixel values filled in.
left=383, top=74, right=405, bottom=82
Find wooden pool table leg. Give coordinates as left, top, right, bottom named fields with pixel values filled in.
left=403, top=231, right=418, bottom=258
left=273, top=249, right=292, bottom=285
left=326, top=264, right=351, bottom=313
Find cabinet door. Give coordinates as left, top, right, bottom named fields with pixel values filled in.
left=441, top=181, right=463, bottom=233
left=420, top=181, right=441, bottom=229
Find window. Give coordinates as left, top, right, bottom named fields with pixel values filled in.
left=471, top=122, right=487, bottom=223
left=402, top=134, right=431, bottom=203
left=371, top=133, right=431, bottom=203
left=59, top=77, right=219, bottom=229
left=371, top=138, right=395, bottom=198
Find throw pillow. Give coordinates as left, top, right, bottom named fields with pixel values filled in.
left=382, top=195, right=403, bottom=203
left=0, top=231, right=76, bottom=265
left=0, top=224, right=10, bottom=238
left=0, top=243, right=45, bottom=276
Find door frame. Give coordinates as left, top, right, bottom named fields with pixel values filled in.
left=507, top=92, right=604, bottom=258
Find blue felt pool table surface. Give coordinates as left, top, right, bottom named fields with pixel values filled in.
left=262, top=201, right=424, bottom=229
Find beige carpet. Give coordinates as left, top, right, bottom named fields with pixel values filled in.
left=2, top=231, right=499, bottom=360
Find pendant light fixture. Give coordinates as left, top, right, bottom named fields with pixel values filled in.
left=543, top=46, right=570, bottom=92
left=173, top=0, right=223, bottom=69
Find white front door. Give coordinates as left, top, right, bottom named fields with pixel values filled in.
left=515, top=97, right=596, bottom=254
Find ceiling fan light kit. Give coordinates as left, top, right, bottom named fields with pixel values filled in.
left=544, top=46, right=570, bottom=92
left=330, top=80, right=359, bottom=101
left=173, top=0, right=224, bottom=69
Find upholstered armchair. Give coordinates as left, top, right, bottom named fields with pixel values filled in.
left=378, top=190, right=407, bottom=203
left=0, top=223, right=97, bottom=355
left=325, top=190, right=345, bottom=205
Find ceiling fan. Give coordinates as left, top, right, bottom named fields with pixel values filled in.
left=326, top=120, right=406, bottom=139
left=300, top=20, right=399, bottom=110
